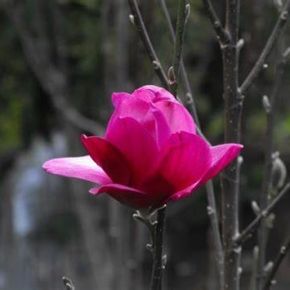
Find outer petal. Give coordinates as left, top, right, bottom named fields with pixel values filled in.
left=106, top=117, right=159, bottom=185
left=133, top=85, right=177, bottom=103
left=42, top=155, right=111, bottom=184
left=201, top=143, right=243, bottom=182
left=168, top=143, right=243, bottom=202
left=168, top=181, right=201, bottom=201
left=111, top=92, right=131, bottom=107
left=81, top=135, right=131, bottom=184
left=89, top=183, right=150, bottom=208
left=156, top=132, right=211, bottom=191
left=154, top=100, right=196, bottom=134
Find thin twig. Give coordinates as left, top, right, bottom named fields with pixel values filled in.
left=240, top=0, right=290, bottom=94
left=158, top=0, right=199, bottom=126
left=257, top=42, right=288, bottom=290
left=128, top=0, right=169, bottom=89
left=171, top=0, right=186, bottom=95
left=202, top=0, right=231, bottom=45
left=234, top=183, right=290, bottom=245
left=62, top=277, right=75, bottom=290
left=249, top=246, right=259, bottom=290
left=205, top=182, right=225, bottom=290
left=262, top=236, right=290, bottom=290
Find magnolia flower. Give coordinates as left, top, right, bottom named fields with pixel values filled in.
left=43, top=85, right=243, bottom=209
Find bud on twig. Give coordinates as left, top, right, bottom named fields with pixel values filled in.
left=264, top=261, right=274, bottom=273
left=251, top=200, right=260, bottom=216
left=185, top=4, right=190, bottom=24
left=152, top=60, right=161, bottom=70
left=271, top=152, right=287, bottom=191
left=162, top=254, right=167, bottom=269
left=263, top=63, right=269, bottom=69
left=129, top=14, right=135, bottom=25
left=168, top=66, right=176, bottom=85
left=262, top=95, right=271, bottom=113
left=265, top=213, right=275, bottom=229
left=283, top=47, right=290, bottom=59
left=237, top=38, right=245, bottom=51
left=273, top=0, right=283, bottom=11
left=62, top=277, right=75, bottom=290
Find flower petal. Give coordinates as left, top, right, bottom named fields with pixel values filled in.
left=106, top=117, right=159, bottom=185
left=81, top=135, right=131, bottom=184
left=42, top=155, right=111, bottom=184
left=154, top=100, right=196, bottom=134
left=111, top=92, right=131, bottom=107
left=133, top=85, right=177, bottom=102
left=89, top=183, right=150, bottom=208
left=201, top=143, right=243, bottom=182
left=108, top=96, right=171, bottom=148
left=157, top=132, right=211, bottom=190
left=167, top=143, right=243, bottom=202
left=168, top=181, right=201, bottom=201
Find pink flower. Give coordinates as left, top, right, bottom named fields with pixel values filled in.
left=43, top=85, right=243, bottom=209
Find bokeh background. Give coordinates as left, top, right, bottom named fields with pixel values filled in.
left=1, top=0, right=290, bottom=289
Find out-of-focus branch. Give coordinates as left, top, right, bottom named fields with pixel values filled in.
left=205, top=182, right=225, bottom=289
left=262, top=236, right=290, bottom=290
left=170, top=0, right=186, bottom=95
left=257, top=42, right=289, bottom=290
left=128, top=0, right=169, bottom=89
left=4, top=0, right=103, bottom=134
left=240, top=0, right=290, bottom=94
left=234, top=183, right=290, bottom=245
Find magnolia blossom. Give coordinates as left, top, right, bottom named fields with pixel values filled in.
left=43, top=85, right=243, bottom=209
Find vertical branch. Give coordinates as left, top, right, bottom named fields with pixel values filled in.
left=128, top=0, right=169, bottom=89
left=159, top=0, right=201, bottom=131
left=171, top=0, right=186, bottom=95
left=257, top=43, right=289, bottom=290
left=206, top=182, right=225, bottom=290
left=133, top=207, right=166, bottom=290
left=221, top=1, right=242, bottom=290
left=150, top=207, right=166, bottom=290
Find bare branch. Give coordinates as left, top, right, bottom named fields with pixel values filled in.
left=234, top=183, right=290, bottom=245
left=202, top=0, right=231, bottom=45
left=263, top=236, right=290, bottom=290
left=158, top=0, right=199, bottom=126
left=257, top=40, right=289, bottom=289
left=128, top=0, right=169, bottom=89
left=171, top=0, right=187, bottom=95
left=240, top=0, right=290, bottom=94
left=205, top=182, right=225, bottom=289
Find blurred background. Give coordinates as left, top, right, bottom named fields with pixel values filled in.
left=1, top=0, right=290, bottom=289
